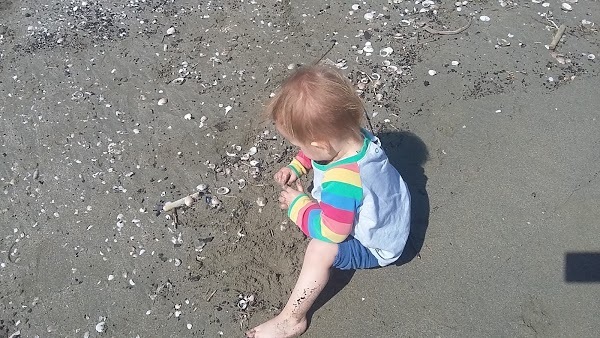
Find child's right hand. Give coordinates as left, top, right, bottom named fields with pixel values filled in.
left=274, top=167, right=298, bottom=187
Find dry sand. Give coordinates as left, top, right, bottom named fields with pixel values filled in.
left=1, top=0, right=599, bottom=337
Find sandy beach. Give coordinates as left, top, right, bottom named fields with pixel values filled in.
left=1, top=0, right=599, bottom=337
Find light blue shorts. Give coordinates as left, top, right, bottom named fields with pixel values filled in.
left=332, top=237, right=380, bottom=270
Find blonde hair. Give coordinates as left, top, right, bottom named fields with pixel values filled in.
left=266, top=65, right=364, bottom=144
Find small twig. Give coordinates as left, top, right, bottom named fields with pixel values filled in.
left=314, top=40, right=337, bottom=65
left=206, top=289, right=217, bottom=302
left=549, top=24, right=566, bottom=50
left=421, top=16, right=473, bottom=35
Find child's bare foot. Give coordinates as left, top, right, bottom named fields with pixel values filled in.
left=246, top=314, right=307, bottom=338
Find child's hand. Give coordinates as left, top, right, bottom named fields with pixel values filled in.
left=274, top=167, right=298, bottom=187
left=278, top=181, right=304, bottom=209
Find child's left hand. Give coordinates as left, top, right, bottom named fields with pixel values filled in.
left=278, top=181, right=304, bottom=209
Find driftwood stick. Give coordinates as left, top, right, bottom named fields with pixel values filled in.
left=163, top=192, right=200, bottom=211
left=549, top=24, right=566, bottom=50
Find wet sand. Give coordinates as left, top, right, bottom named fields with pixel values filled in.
left=1, top=0, right=599, bottom=337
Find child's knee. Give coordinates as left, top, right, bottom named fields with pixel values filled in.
left=305, top=239, right=338, bottom=266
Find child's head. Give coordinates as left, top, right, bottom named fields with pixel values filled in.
left=266, top=65, right=364, bottom=158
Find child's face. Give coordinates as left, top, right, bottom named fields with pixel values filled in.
left=276, top=124, right=334, bottom=162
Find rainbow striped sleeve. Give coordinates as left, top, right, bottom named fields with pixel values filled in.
left=288, top=163, right=363, bottom=243
left=287, top=151, right=312, bottom=178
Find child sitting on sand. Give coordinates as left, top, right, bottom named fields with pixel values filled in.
left=246, top=65, right=411, bottom=338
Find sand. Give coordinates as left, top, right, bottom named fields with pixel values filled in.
left=1, top=0, right=599, bottom=337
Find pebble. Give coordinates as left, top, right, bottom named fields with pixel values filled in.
left=428, top=70, right=437, bottom=76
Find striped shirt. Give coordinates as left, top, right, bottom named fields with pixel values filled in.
left=286, top=130, right=411, bottom=266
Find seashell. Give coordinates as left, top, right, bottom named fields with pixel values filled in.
left=210, top=196, right=221, bottom=208
left=561, top=3, right=572, bottom=10
left=588, top=54, right=596, bottom=60
left=375, top=93, right=383, bottom=101
left=428, top=70, right=437, bottom=76
left=360, top=77, right=369, bottom=84
left=382, top=60, right=391, bottom=66
left=379, top=47, right=393, bottom=57
left=95, top=321, right=105, bottom=333
left=287, top=63, right=296, bottom=70
left=184, top=113, right=192, bottom=120
left=387, top=65, right=398, bottom=72
left=240, top=154, right=250, bottom=161
left=157, top=98, right=168, bottom=106
left=171, top=77, right=185, bottom=85
left=249, top=160, right=259, bottom=167
left=364, top=12, right=375, bottom=21
left=224, top=105, right=232, bottom=114
left=256, top=197, right=266, bottom=207
left=216, top=187, right=230, bottom=195
left=479, top=15, right=490, bottom=22
left=174, top=258, right=182, bottom=266
left=351, top=4, right=360, bottom=10
left=238, top=179, right=246, bottom=189
left=248, top=147, right=258, bottom=156
left=166, top=27, right=175, bottom=35
left=184, top=196, right=194, bottom=206
left=357, top=82, right=366, bottom=90
left=238, top=299, right=248, bottom=310
left=422, top=0, right=435, bottom=8
left=451, top=60, right=460, bottom=66
left=363, top=42, right=374, bottom=53
left=371, top=73, right=381, bottom=80
left=196, top=184, right=207, bottom=192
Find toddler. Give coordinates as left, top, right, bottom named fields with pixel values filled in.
left=246, top=65, right=411, bottom=338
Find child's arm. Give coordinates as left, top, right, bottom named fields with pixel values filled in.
left=287, top=163, right=362, bottom=243
left=287, top=151, right=312, bottom=178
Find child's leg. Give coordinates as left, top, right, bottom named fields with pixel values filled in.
left=246, top=239, right=338, bottom=338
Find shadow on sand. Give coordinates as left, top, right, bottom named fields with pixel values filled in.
left=308, top=130, right=430, bottom=319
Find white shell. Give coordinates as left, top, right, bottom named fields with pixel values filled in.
left=561, top=3, right=572, bottom=10
left=351, top=4, right=360, bottom=10
left=196, top=184, right=207, bottom=192
left=256, top=197, right=266, bottom=207
left=428, top=70, right=437, bottom=76
left=451, top=60, right=460, bottom=66
left=157, top=98, right=168, bottom=105
left=379, top=47, right=393, bottom=57
left=184, top=113, right=192, bottom=120
left=375, top=93, right=383, bottom=101
left=588, top=54, right=596, bottom=60
left=171, top=77, right=185, bottom=85
left=249, top=160, right=259, bottom=167
left=216, top=187, right=230, bottom=195
left=363, top=42, right=374, bottom=53
left=184, top=196, right=194, bottom=206
left=95, top=322, right=105, bottom=333
left=248, top=146, right=258, bottom=156
left=364, top=12, right=375, bottom=20
left=479, top=15, right=491, bottom=22
left=238, top=179, right=246, bottom=189
left=210, top=197, right=221, bottom=207
left=166, top=27, right=175, bottom=35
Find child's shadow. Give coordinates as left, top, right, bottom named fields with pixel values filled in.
left=309, top=130, right=430, bottom=317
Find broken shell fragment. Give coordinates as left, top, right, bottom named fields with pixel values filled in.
left=184, top=113, right=192, bottom=120
left=428, top=70, right=437, bottom=76
left=184, top=196, right=194, bottom=207
left=209, top=196, right=221, bottom=208
left=216, top=187, right=230, bottom=195
left=95, top=322, right=105, bottom=333
left=197, top=184, right=207, bottom=192
left=363, top=42, right=374, bottom=53
left=379, top=47, right=393, bottom=57
left=248, top=147, right=258, bottom=156
left=238, top=179, right=246, bottom=189
left=561, top=3, right=572, bottom=11
left=171, top=77, right=186, bottom=85
left=166, top=27, right=176, bottom=35
left=256, top=197, right=266, bottom=207
left=480, top=15, right=491, bottom=22
left=157, top=98, right=168, bottom=106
